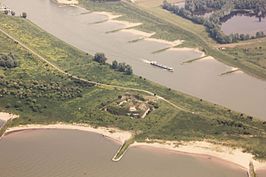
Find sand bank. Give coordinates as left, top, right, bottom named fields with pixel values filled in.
left=0, top=112, right=18, bottom=122
left=145, top=38, right=183, bottom=47
left=121, top=29, right=155, bottom=38
left=56, top=0, right=79, bottom=5
left=110, top=20, right=142, bottom=29
left=96, top=11, right=122, bottom=20
left=169, top=47, right=205, bottom=56
left=4, top=123, right=132, bottom=144
left=132, top=140, right=266, bottom=171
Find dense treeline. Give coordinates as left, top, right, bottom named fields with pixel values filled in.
left=162, top=0, right=266, bottom=43
left=185, top=0, right=266, bottom=14
left=184, top=0, right=227, bottom=13
left=0, top=53, right=18, bottom=68
left=111, top=60, right=133, bottom=75
left=93, top=53, right=133, bottom=75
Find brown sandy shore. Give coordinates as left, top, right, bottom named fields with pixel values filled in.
left=56, top=0, right=78, bottom=5
left=0, top=112, right=19, bottom=122
left=2, top=120, right=266, bottom=171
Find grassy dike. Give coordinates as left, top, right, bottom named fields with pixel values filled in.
left=0, top=14, right=266, bottom=160
left=78, top=0, right=266, bottom=80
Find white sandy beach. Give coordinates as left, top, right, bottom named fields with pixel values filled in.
left=145, top=38, right=184, bottom=47
left=0, top=112, right=18, bottom=122
left=132, top=140, right=266, bottom=171
left=4, top=123, right=132, bottom=144
left=56, top=0, right=79, bottom=5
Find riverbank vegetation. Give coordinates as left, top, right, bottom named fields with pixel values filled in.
left=220, top=39, right=266, bottom=70
left=0, top=53, right=18, bottom=68
left=162, top=0, right=266, bottom=44
left=0, top=12, right=266, bottom=159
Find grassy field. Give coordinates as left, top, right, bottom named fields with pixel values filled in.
left=0, top=14, right=266, bottom=159
left=221, top=40, right=266, bottom=70
left=76, top=0, right=266, bottom=79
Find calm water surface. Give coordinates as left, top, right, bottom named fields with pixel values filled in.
left=0, top=129, right=246, bottom=177
left=222, top=15, right=266, bottom=36
left=257, top=169, right=266, bottom=177
left=2, top=0, right=266, bottom=120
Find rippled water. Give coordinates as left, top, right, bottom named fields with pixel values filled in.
left=0, top=129, right=246, bottom=177
left=2, top=0, right=266, bottom=120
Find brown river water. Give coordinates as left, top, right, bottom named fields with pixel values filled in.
left=0, top=129, right=248, bottom=177
left=2, top=0, right=266, bottom=120
left=221, top=15, right=266, bottom=36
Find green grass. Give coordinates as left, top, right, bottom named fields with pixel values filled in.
left=223, top=42, right=266, bottom=71
left=0, top=14, right=266, bottom=159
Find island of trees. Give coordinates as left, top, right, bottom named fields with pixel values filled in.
left=162, top=0, right=266, bottom=43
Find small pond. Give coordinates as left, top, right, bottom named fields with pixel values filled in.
left=221, top=14, right=266, bottom=36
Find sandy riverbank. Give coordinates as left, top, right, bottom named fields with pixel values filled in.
left=145, top=38, right=184, bottom=47
left=3, top=122, right=266, bottom=171
left=96, top=11, right=122, bottom=20
left=56, top=0, right=79, bottom=5
left=132, top=140, right=266, bottom=171
left=4, top=123, right=132, bottom=144
left=169, top=47, right=205, bottom=56
left=0, top=112, right=18, bottom=122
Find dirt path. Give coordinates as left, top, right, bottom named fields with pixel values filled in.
left=0, top=27, right=190, bottom=113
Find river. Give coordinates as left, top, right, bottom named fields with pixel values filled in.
left=0, top=120, right=4, bottom=128
left=1, top=0, right=266, bottom=120
left=0, top=129, right=248, bottom=177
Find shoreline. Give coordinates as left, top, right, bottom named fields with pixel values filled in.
left=55, top=0, right=79, bottom=5
left=4, top=123, right=132, bottom=144
left=132, top=140, right=266, bottom=171
left=54, top=0, right=206, bottom=57
left=0, top=112, right=19, bottom=122
left=3, top=123, right=266, bottom=171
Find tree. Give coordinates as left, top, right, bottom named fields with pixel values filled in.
left=111, top=60, right=118, bottom=69
left=125, top=65, right=133, bottom=75
left=93, top=53, right=107, bottom=64
left=3, top=10, right=8, bottom=15
left=118, top=62, right=126, bottom=72
left=11, top=11, right=15, bottom=16
left=21, top=12, right=27, bottom=18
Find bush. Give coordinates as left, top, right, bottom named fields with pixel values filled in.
left=93, top=53, right=107, bottom=64
left=21, top=12, right=27, bottom=18
left=0, top=53, right=18, bottom=68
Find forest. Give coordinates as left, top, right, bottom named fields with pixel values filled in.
left=162, top=0, right=266, bottom=43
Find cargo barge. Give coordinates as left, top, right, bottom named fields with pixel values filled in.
left=150, top=61, right=174, bottom=72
